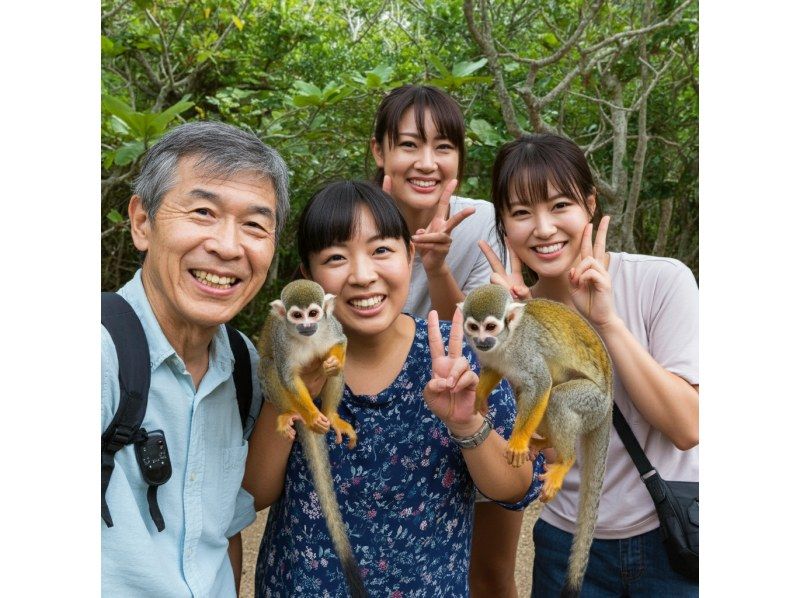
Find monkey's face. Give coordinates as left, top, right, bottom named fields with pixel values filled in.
left=463, top=315, right=506, bottom=352
left=286, top=303, right=324, bottom=337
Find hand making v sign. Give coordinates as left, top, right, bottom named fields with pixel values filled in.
left=423, top=308, right=483, bottom=437
left=568, top=215, right=616, bottom=328
left=383, top=176, right=475, bottom=275
left=478, top=240, right=532, bottom=301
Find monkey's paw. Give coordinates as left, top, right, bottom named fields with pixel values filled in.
left=303, top=410, right=330, bottom=434
left=538, top=462, right=570, bottom=503
left=328, top=414, right=358, bottom=450
left=322, top=356, right=342, bottom=378
left=505, top=439, right=531, bottom=468
left=276, top=412, right=301, bottom=440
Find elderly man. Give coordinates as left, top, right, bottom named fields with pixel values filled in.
left=101, top=121, right=288, bottom=597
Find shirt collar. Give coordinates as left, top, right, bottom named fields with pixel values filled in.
left=117, top=270, right=235, bottom=376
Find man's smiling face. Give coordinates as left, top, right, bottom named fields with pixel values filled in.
left=130, top=156, right=277, bottom=338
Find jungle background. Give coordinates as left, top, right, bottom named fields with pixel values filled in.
left=101, top=0, right=699, bottom=340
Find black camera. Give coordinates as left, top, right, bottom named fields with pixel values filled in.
left=134, top=429, right=172, bottom=486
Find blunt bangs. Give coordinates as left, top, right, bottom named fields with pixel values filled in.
left=298, top=180, right=411, bottom=269
left=491, top=134, right=599, bottom=248
left=495, top=142, right=586, bottom=214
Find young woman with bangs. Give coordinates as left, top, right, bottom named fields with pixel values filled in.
left=481, top=134, right=699, bottom=596
left=370, top=84, right=526, bottom=596
left=243, top=180, right=544, bottom=597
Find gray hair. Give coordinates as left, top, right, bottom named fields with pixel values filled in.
left=132, top=121, right=290, bottom=239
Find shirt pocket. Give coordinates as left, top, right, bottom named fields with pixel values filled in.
left=215, top=441, right=249, bottom=536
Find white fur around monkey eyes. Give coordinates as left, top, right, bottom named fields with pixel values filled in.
left=464, top=316, right=504, bottom=336
left=288, top=304, right=323, bottom=322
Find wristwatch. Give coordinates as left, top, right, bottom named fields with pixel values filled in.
left=448, top=415, right=494, bottom=449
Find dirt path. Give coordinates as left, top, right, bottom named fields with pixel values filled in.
left=240, top=501, right=542, bottom=596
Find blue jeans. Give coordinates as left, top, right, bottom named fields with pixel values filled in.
left=532, top=519, right=698, bottom=597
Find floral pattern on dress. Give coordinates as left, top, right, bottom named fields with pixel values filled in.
left=255, top=316, right=544, bottom=597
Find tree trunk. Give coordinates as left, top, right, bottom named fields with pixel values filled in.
left=652, top=196, right=673, bottom=256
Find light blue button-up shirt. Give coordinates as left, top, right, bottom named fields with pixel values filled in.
left=101, top=270, right=259, bottom=597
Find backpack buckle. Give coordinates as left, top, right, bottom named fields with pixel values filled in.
left=102, top=423, right=137, bottom=452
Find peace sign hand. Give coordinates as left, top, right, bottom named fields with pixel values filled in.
left=568, top=215, right=616, bottom=327
left=478, top=240, right=532, bottom=301
left=384, top=176, right=475, bottom=275
left=423, top=308, right=484, bottom=437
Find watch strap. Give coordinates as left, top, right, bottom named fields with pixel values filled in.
left=448, top=415, right=494, bottom=449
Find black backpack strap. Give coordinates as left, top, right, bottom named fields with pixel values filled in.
left=101, top=292, right=151, bottom=527
left=612, top=403, right=657, bottom=480
left=225, top=324, right=263, bottom=440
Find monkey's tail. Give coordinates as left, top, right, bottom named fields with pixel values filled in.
left=297, top=424, right=368, bottom=598
left=561, top=409, right=612, bottom=598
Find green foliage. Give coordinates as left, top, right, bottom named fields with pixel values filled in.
left=101, top=0, right=698, bottom=338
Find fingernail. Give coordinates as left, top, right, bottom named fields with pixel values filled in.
left=447, top=377, right=455, bottom=388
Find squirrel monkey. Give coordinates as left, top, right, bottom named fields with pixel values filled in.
left=257, top=279, right=356, bottom=447
left=459, top=283, right=613, bottom=598
left=257, top=280, right=366, bottom=597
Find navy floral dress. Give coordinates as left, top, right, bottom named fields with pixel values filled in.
left=254, top=316, right=544, bottom=597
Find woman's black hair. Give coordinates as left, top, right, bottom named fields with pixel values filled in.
left=297, top=180, right=412, bottom=271
left=370, top=84, right=466, bottom=183
left=490, top=133, right=602, bottom=244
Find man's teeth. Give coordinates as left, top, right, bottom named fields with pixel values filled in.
left=192, top=270, right=237, bottom=288
left=349, top=295, right=385, bottom=308
left=533, top=242, right=565, bottom=255
left=409, top=179, right=436, bottom=188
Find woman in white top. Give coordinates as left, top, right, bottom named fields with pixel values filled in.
left=482, top=133, right=699, bottom=597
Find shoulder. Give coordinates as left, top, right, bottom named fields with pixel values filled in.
left=611, top=252, right=696, bottom=290
left=447, top=196, right=500, bottom=255
left=450, top=195, right=496, bottom=221
left=611, top=252, right=694, bottom=276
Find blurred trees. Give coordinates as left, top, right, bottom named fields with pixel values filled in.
left=101, top=0, right=698, bottom=336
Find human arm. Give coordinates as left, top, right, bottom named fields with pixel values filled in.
left=384, top=176, right=474, bottom=317
left=228, top=532, right=243, bottom=593
left=570, top=217, right=699, bottom=449
left=242, top=402, right=299, bottom=511
left=423, top=309, right=533, bottom=502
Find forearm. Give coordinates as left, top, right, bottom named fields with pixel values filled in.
left=426, top=265, right=465, bottom=319
left=243, top=403, right=294, bottom=510
left=598, top=316, right=699, bottom=449
left=450, top=415, right=532, bottom=502
left=228, top=532, right=243, bottom=593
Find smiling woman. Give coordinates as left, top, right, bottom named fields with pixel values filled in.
left=485, top=133, right=699, bottom=596
left=242, top=180, right=544, bottom=597
left=369, top=85, right=504, bottom=321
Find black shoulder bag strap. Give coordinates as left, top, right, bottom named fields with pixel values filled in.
left=224, top=324, right=263, bottom=440
left=612, top=404, right=667, bottom=501
left=613, top=403, right=699, bottom=580
left=101, top=292, right=151, bottom=528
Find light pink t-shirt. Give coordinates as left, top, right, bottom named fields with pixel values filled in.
left=539, top=252, right=699, bottom=540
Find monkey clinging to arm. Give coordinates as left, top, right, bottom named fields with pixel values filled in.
left=459, top=283, right=613, bottom=598
left=256, top=279, right=367, bottom=598
left=256, top=279, right=357, bottom=448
